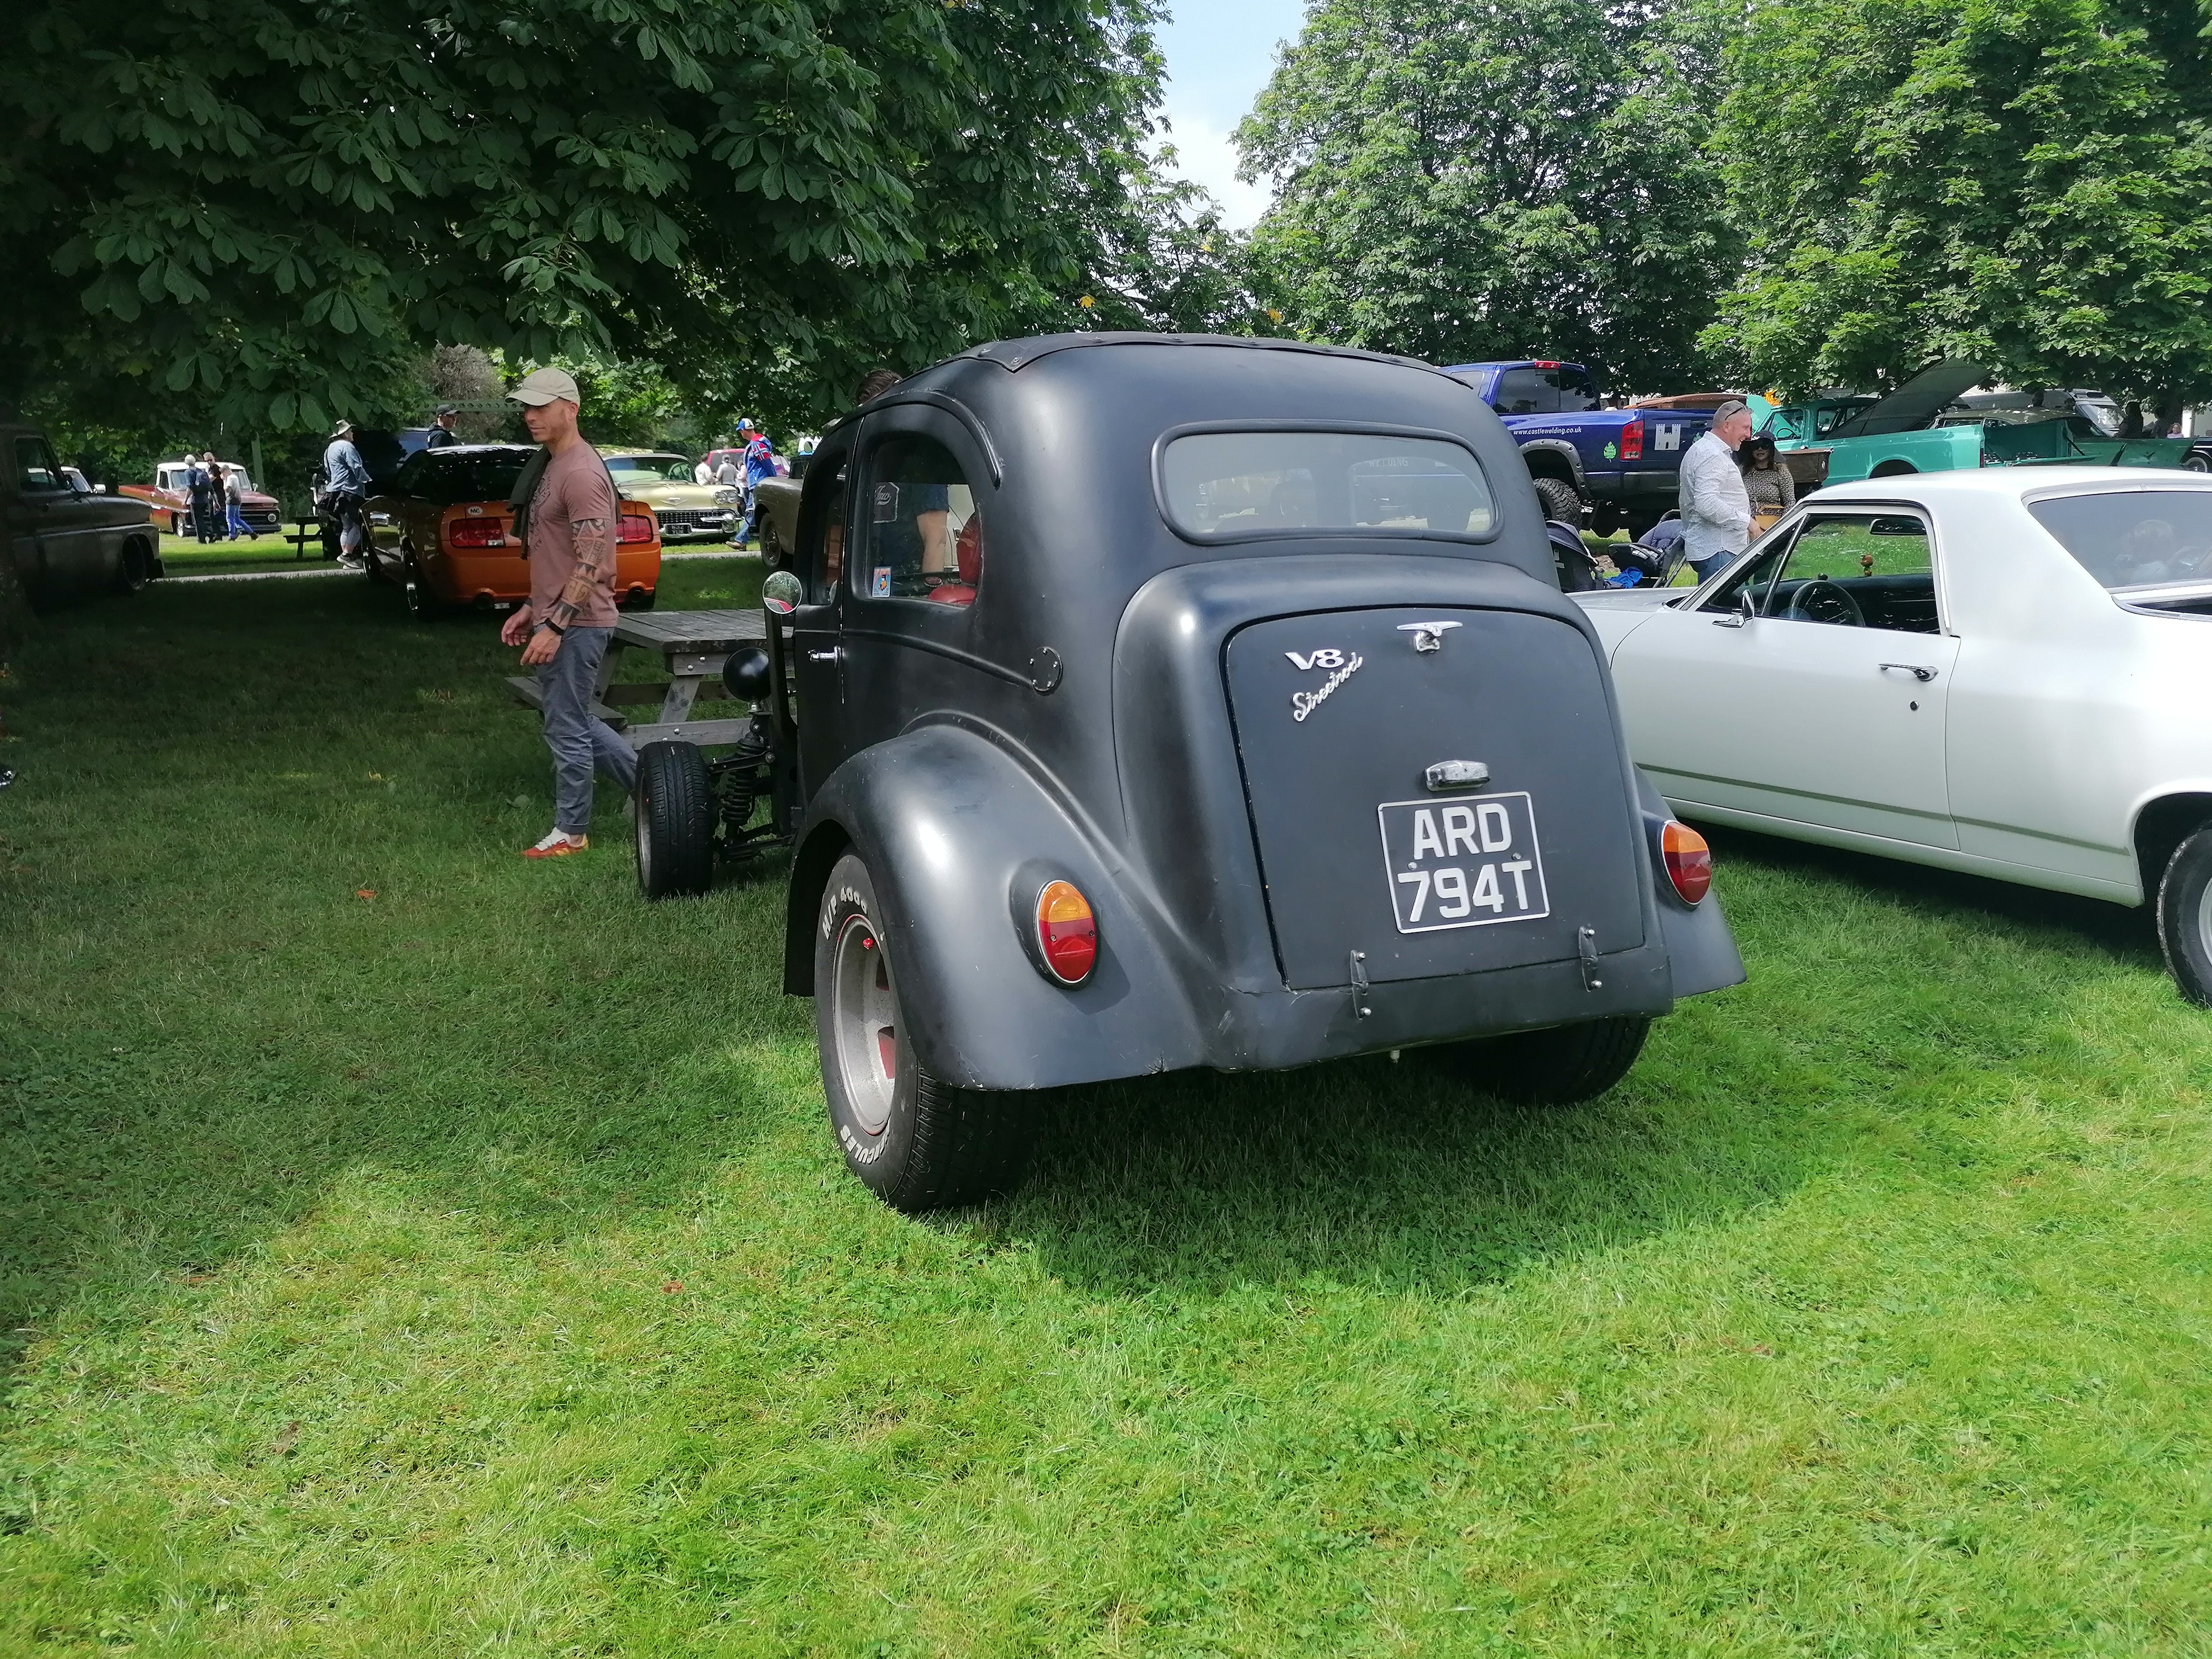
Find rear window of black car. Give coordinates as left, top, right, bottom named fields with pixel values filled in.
left=397, top=450, right=533, bottom=504
left=1161, top=431, right=1495, bottom=541
left=2028, top=489, right=2212, bottom=591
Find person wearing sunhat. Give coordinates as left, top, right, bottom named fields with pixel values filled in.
left=422, top=403, right=463, bottom=450
left=319, top=420, right=372, bottom=568
left=497, top=366, right=638, bottom=859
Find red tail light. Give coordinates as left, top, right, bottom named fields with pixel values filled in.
left=618, top=509, right=655, bottom=545
left=1619, top=417, right=1644, bottom=461
left=445, top=517, right=505, bottom=549
left=1661, top=820, right=1712, bottom=905
left=1034, top=880, right=1098, bottom=985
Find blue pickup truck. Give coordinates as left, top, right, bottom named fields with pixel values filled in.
left=1445, top=361, right=1713, bottom=537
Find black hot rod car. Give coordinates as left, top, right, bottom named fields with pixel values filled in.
left=638, top=333, right=1745, bottom=1211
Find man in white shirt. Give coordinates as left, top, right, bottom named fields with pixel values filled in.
left=692, top=456, right=713, bottom=486
left=1678, top=400, right=1756, bottom=584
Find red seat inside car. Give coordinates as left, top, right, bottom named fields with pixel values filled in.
left=927, top=517, right=983, bottom=607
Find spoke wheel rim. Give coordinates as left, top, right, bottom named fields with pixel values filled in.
left=2198, top=870, right=2212, bottom=961
left=831, top=914, right=900, bottom=1137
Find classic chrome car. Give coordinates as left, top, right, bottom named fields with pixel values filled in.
left=3, top=426, right=161, bottom=605
left=1574, top=468, right=2212, bottom=1003
left=363, top=443, right=662, bottom=617
left=121, top=460, right=284, bottom=536
left=634, top=333, right=1746, bottom=1211
left=599, top=448, right=740, bottom=542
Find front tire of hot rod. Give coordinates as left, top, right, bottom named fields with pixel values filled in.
left=816, top=853, right=1035, bottom=1211
left=1433, top=1016, right=1651, bottom=1105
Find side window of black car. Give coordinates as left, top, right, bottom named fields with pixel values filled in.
left=808, top=462, right=848, bottom=604
left=854, top=435, right=982, bottom=609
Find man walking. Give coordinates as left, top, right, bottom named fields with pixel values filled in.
left=497, top=366, right=637, bottom=859
left=320, top=421, right=373, bottom=568
left=1677, top=400, right=1756, bottom=585
left=423, top=404, right=463, bottom=450
left=192, top=452, right=226, bottom=543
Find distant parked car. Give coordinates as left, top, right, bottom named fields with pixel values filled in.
left=362, top=442, right=663, bottom=618
left=1574, top=467, right=2212, bottom=1003
left=1757, top=360, right=2195, bottom=483
left=599, top=448, right=740, bottom=542
left=3, top=425, right=161, bottom=603
left=122, top=460, right=284, bottom=536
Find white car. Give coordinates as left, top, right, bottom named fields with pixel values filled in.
left=1574, top=468, right=2212, bottom=1002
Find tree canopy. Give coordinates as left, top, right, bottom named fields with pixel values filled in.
left=1233, top=0, right=1730, bottom=392
left=2, top=0, right=1164, bottom=438
left=1703, top=0, right=2212, bottom=412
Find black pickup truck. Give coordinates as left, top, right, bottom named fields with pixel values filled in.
left=1445, top=361, right=1715, bottom=538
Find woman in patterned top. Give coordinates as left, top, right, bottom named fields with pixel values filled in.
left=1738, top=432, right=1795, bottom=533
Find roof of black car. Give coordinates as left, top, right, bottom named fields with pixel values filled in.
left=952, top=331, right=1452, bottom=379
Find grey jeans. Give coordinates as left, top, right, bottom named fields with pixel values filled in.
left=538, top=626, right=637, bottom=834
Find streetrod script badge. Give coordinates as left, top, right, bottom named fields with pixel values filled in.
left=1285, top=646, right=1363, bottom=722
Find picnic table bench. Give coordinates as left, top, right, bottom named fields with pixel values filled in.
left=505, top=607, right=768, bottom=750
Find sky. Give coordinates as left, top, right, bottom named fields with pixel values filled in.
left=1152, top=0, right=1310, bottom=230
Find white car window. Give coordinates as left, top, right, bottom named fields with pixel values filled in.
left=1704, top=513, right=1939, bottom=634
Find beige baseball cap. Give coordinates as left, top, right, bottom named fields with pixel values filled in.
left=508, top=367, right=581, bottom=407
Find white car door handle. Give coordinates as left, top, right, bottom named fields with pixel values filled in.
left=1880, top=662, right=1939, bottom=682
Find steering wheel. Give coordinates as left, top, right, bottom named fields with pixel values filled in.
left=1784, top=578, right=1865, bottom=627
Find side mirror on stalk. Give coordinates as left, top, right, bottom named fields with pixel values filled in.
left=761, top=570, right=803, bottom=615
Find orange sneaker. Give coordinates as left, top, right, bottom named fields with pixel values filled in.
left=521, top=831, right=589, bottom=859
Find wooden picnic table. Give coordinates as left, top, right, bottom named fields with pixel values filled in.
left=505, top=606, right=768, bottom=751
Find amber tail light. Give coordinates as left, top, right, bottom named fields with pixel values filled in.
left=1034, top=880, right=1098, bottom=985
left=1660, top=820, right=1712, bottom=905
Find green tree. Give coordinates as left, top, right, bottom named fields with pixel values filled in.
left=1704, top=0, right=2212, bottom=415
left=1234, top=0, right=1730, bottom=391
left=1, top=0, right=1164, bottom=440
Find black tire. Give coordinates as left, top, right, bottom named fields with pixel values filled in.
left=1532, top=476, right=1584, bottom=526
left=815, top=853, right=1034, bottom=1211
left=2155, top=825, right=2212, bottom=1008
left=1869, top=460, right=1918, bottom=478
left=758, top=516, right=786, bottom=572
left=633, top=740, right=714, bottom=900
left=1433, top=1016, right=1651, bottom=1105
left=113, top=538, right=155, bottom=595
left=2183, top=449, right=2210, bottom=474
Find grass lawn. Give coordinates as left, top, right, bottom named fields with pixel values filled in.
left=156, top=529, right=327, bottom=578
left=2, top=564, right=2209, bottom=1656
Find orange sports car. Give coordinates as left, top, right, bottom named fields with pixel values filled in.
left=363, top=442, right=661, bottom=618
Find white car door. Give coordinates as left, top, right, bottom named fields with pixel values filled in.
left=1609, top=509, right=1961, bottom=848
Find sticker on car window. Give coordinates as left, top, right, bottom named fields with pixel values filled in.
left=872, top=483, right=899, bottom=522
left=871, top=566, right=892, bottom=598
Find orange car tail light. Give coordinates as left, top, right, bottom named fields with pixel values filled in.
left=446, top=517, right=506, bottom=549
left=618, top=509, right=655, bottom=544
left=1660, top=820, right=1712, bottom=905
left=1034, top=880, right=1098, bottom=985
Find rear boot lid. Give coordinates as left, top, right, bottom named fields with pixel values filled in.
left=1225, top=605, right=1644, bottom=989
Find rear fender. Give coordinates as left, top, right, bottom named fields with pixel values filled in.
left=784, top=723, right=1206, bottom=1089
left=1636, top=770, right=1746, bottom=998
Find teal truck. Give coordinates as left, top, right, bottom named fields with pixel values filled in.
left=1754, top=359, right=2197, bottom=483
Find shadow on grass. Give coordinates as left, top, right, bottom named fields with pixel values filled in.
left=1700, top=822, right=2162, bottom=972
left=997, top=1036, right=1822, bottom=1300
